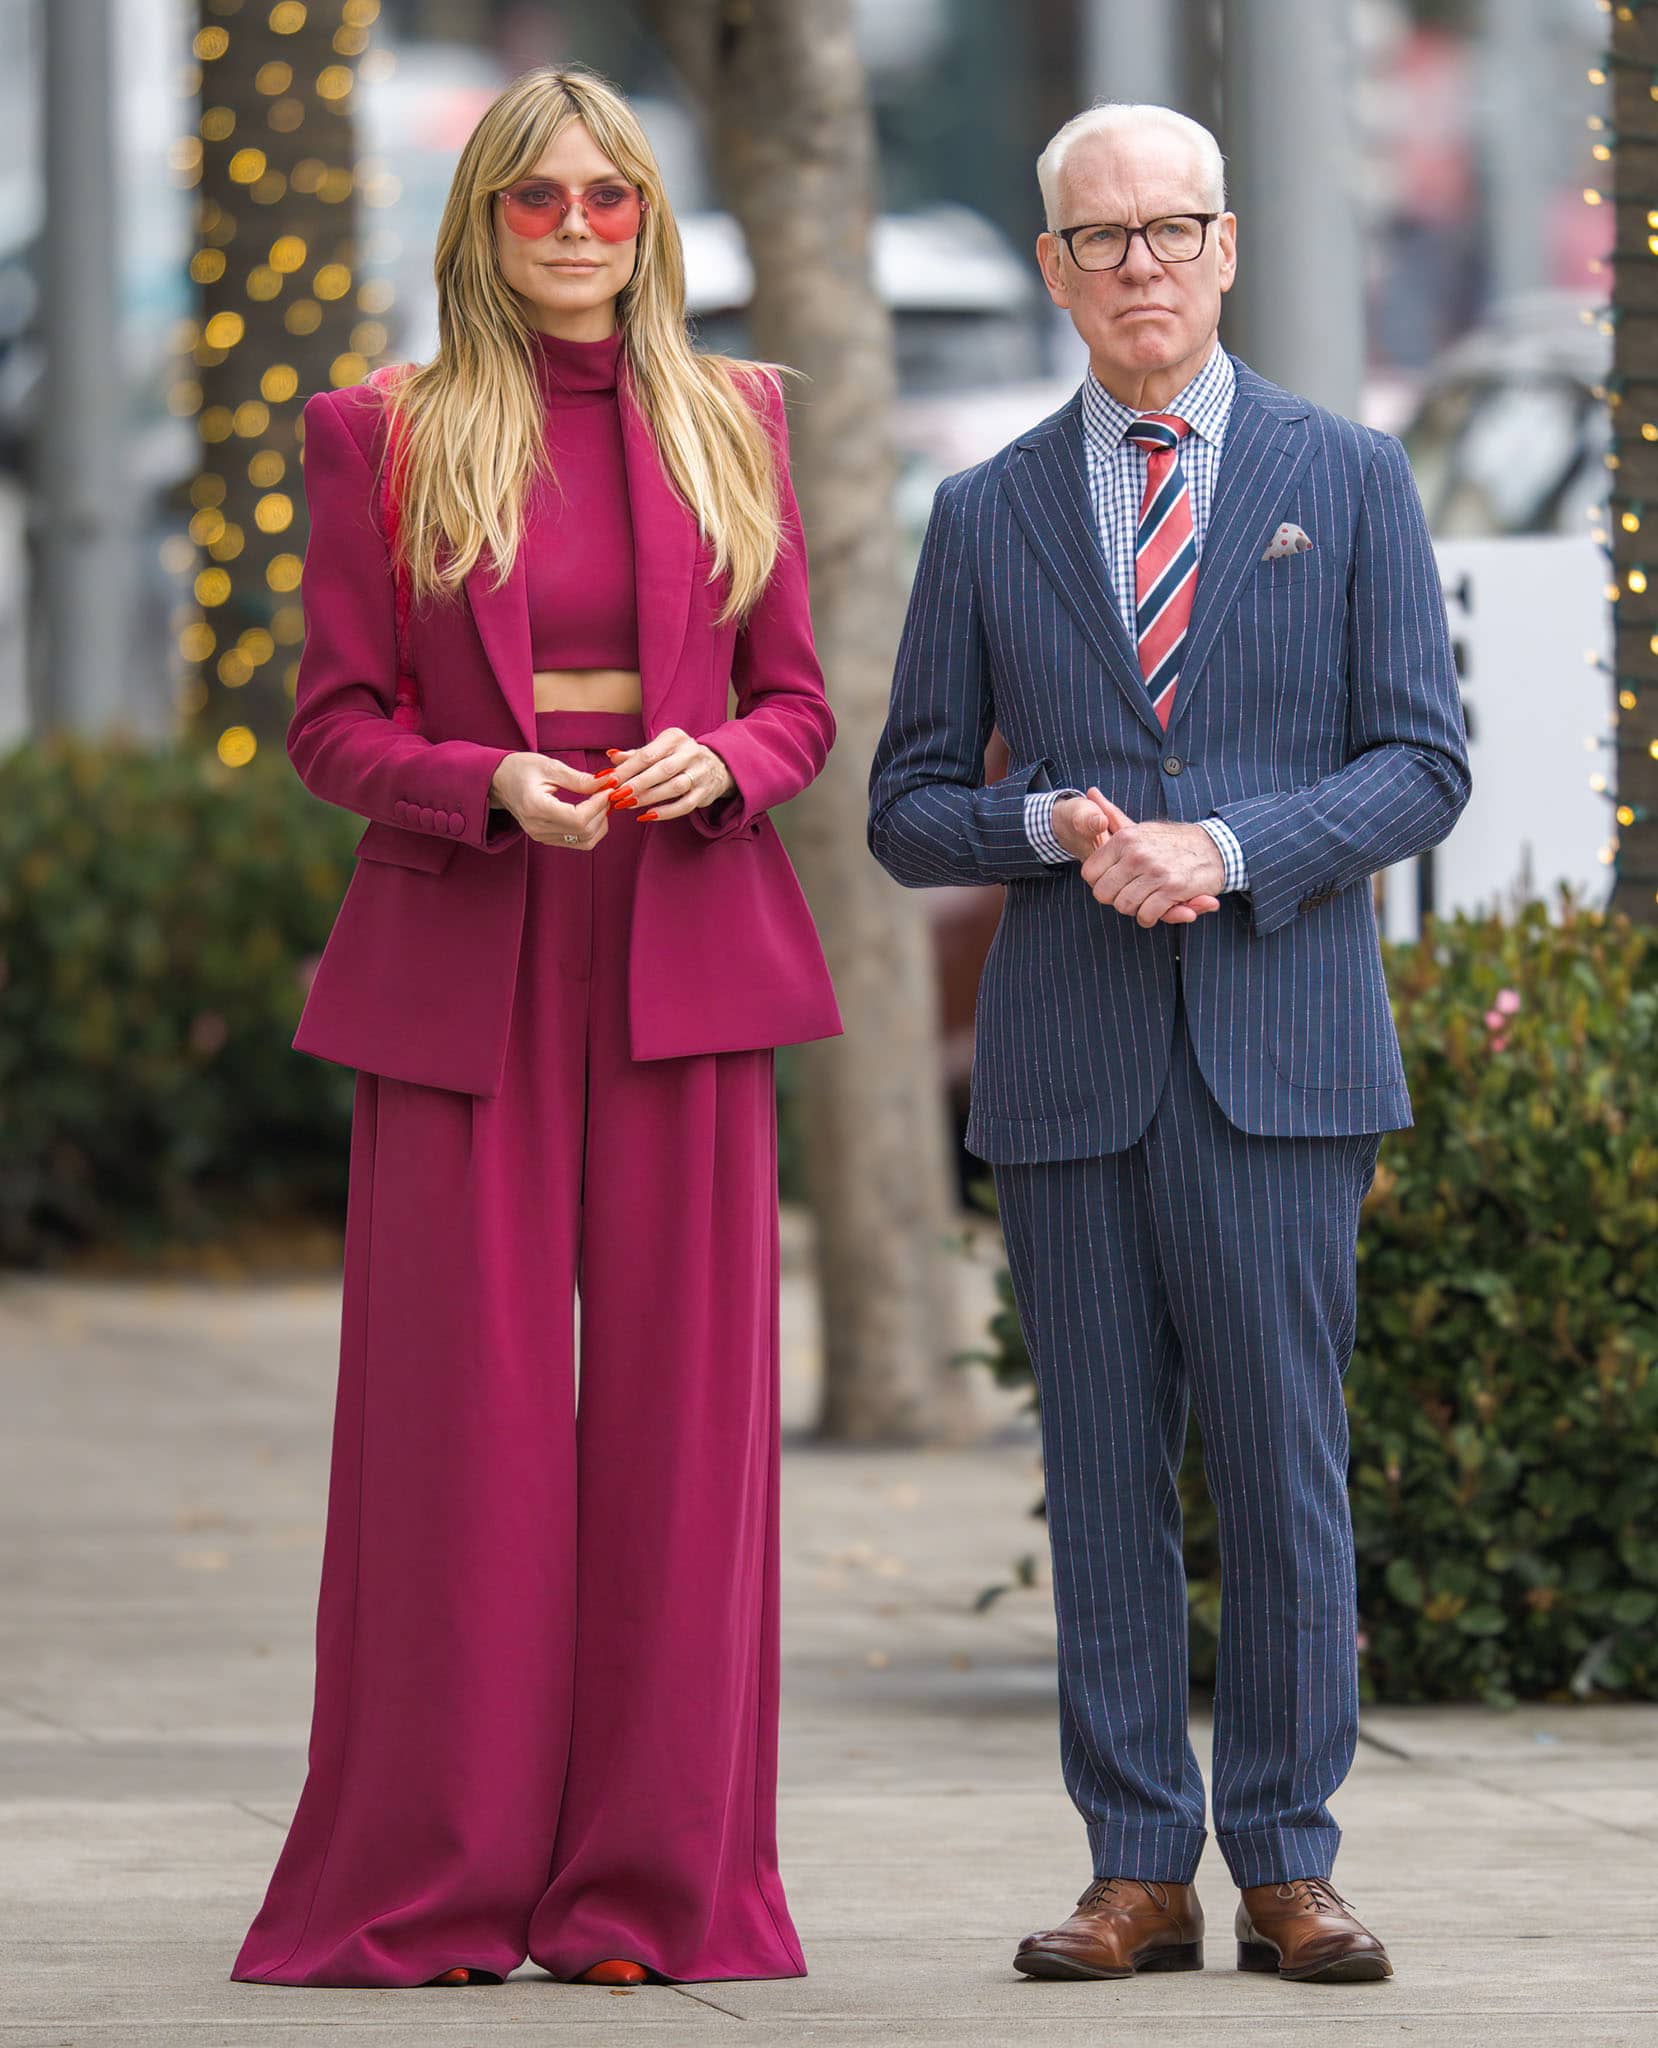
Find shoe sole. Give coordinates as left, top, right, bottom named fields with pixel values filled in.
left=1014, top=1941, right=1203, bottom=1981
left=1238, top=1938, right=1392, bottom=1983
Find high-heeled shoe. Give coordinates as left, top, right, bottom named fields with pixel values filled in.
left=575, top=1958, right=649, bottom=1985
left=422, top=1965, right=504, bottom=1986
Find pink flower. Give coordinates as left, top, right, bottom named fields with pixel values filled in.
left=1495, top=988, right=1522, bottom=1016
left=1489, top=1033, right=1509, bottom=1054
left=1484, top=1008, right=1504, bottom=1031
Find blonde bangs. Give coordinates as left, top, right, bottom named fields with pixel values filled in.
left=362, top=66, right=787, bottom=632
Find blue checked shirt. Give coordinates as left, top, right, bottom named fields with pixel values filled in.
left=1024, top=341, right=1249, bottom=892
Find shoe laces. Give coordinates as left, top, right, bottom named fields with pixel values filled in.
left=1080, top=1875, right=1170, bottom=1911
left=1276, top=1877, right=1348, bottom=1914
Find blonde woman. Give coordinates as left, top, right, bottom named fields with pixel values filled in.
left=232, top=66, right=839, bottom=1991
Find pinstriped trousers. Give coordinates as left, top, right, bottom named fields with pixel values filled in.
left=993, top=984, right=1380, bottom=1891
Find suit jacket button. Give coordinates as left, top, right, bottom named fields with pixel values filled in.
left=1162, top=754, right=1183, bottom=776
left=448, top=810, right=464, bottom=834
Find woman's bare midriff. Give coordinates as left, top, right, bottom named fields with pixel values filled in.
left=532, top=666, right=643, bottom=713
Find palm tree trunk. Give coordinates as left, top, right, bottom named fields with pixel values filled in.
left=646, top=0, right=974, bottom=1441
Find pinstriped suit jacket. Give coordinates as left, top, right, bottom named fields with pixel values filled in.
left=868, top=352, right=1472, bottom=1164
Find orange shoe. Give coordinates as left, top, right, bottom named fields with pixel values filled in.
left=576, top=1958, right=649, bottom=1985
left=422, top=1965, right=503, bottom=1986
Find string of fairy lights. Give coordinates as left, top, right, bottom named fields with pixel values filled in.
left=1586, top=0, right=1658, bottom=897
left=164, top=0, right=397, bottom=771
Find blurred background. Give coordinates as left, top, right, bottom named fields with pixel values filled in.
left=2, top=0, right=1654, bottom=1711
left=2, top=11, right=1657, bottom=2032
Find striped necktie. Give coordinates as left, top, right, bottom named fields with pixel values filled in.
left=1124, top=413, right=1197, bottom=731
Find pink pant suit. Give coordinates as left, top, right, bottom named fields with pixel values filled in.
left=232, top=327, right=839, bottom=1987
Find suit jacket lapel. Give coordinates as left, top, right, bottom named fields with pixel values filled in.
left=1001, top=394, right=1166, bottom=744
left=618, top=363, right=697, bottom=734
left=463, top=541, right=536, bottom=751
left=463, top=361, right=698, bottom=747
left=1168, top=367, right=1316, bottom=736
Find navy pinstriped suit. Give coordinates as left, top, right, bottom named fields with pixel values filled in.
left=868, top=350, right=1470, bottom=1889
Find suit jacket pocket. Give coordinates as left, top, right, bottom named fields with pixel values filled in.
left=354, top=818, right=460, bottom=873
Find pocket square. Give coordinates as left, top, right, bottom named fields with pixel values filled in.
left=1262, top=522, right=1313, bottom=560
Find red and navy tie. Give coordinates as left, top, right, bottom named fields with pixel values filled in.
left=1124, top=413, right=1197, bottom=731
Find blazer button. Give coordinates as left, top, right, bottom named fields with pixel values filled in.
left=1162, top=754, right=1184, bottom=776
left=448, top=810, right=465, bottom=834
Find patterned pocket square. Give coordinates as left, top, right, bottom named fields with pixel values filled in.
left=1262, top=522, right=1314, bottom=560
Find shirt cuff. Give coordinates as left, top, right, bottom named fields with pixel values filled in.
left=1198, top=815, right=1250, bottom=892
left=1024, top=788, right=1084, bottom=863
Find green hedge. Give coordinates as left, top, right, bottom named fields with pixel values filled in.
left=0, top=737, right=806, bottom=1265
left=962, top=902, right=1658, bottom=1705
left=0, top=737, right=359, bottom=1263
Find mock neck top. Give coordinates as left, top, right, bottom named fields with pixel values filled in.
left=522, top=324, right=638, bottom=670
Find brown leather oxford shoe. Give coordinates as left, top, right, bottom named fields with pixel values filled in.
left=1014, top=1876, right=1204, bottom=1980
left=1236, top=1877, right=1393, bottom=1982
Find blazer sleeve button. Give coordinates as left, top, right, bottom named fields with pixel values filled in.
left=448, top=810, right=465, bottom=834
left=419, top=805, right=434, bottom=830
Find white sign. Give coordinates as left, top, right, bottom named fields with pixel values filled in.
left=1381, top=533, right=1612, bottom=939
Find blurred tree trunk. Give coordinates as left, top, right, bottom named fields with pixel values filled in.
left=187, top=1, right=373, bottom=749
left=646, top=0, right=972, bottom=1442
left=1611, top=6, right=1658, bottom=924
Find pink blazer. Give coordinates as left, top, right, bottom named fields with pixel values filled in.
left=287, top=358, right=842, bottom=1097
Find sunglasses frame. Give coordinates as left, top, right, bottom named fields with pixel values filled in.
left=494, top=176, right=650, bottom=244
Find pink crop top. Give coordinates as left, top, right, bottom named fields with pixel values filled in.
left=523, top=325, right=639, bottom=671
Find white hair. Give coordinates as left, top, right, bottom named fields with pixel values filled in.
left=1036, top=102, right=1227, bottom=230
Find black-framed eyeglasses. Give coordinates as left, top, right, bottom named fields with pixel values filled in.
left=1054, top=213, right=1219, bottom=272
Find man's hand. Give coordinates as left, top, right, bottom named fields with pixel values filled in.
left=1077, top=785, right=1225, bottom=927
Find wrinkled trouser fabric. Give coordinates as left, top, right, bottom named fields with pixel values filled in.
left=993, top=984, right=1381, bottom=1892
left=232, top=712, right=804, bottom=1988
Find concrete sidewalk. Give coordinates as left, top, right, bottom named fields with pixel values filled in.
left=2, top=1223, right=1656, bottom=2046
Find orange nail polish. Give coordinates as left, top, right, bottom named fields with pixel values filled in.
left=596, top=771, right=618, bottom=788
left=613, top=795, right=638, bottom=809
left=638, top=808, right=660, bottom=821
left=605, top=749, right=624, bottom=760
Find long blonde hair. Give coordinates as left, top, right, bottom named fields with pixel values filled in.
left=366, top=66, right=787, bottom=628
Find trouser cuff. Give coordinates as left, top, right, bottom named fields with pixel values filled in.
left=1216, top=1823, right=1340, bottom=1889
left=1084, top=1818, right=1208, bottom=1885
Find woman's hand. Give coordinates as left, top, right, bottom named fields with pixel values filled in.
left=489, top=751, right=616, bottom=851
left=599, top=728, right=735, bottom=822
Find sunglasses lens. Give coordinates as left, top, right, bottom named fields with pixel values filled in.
left=580, top=185, right=644, bottom=242
left=500, top=184, right=563, bottom=238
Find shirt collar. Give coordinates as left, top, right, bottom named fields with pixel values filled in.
left=1079, top=341, right=1236, bottom=461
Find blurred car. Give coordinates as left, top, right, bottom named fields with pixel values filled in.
left=1397, top=288, right=1610, bottom=538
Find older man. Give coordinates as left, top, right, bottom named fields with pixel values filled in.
left=870, top=104, right=1469, bottom=1986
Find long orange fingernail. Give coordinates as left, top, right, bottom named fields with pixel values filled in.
left=595, top=771, right=618, bottom=788
left=605, top=749, right=624, bottom=760
left=638, top=808, right=659, bottom=821
left=610, top=794, right=638, bottom=809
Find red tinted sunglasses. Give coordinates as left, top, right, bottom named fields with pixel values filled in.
left=496, top=178, right=647, bottom=243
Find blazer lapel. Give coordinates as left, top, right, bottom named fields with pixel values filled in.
left=1002, top=397, right=1166, bottom=743
left=1167, top=367, right=1316, bottom=736
left=462, top=363, right=699, bottom=747
left=463, top=542, right=536, bottom=751
left=618, top=363, right=698, bottom=734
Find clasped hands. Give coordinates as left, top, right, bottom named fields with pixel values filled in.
left=488, top=728, right=735, bottom=852
left=1051, top=785, right=1225, bottom=927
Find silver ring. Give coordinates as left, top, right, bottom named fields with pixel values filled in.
left=563, top=833, right=578, bottom=845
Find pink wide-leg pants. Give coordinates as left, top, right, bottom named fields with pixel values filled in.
left=232, top=712, right=805, bottom=1988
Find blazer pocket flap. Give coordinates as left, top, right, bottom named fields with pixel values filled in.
left=354, top=818, right=459, bottom=873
